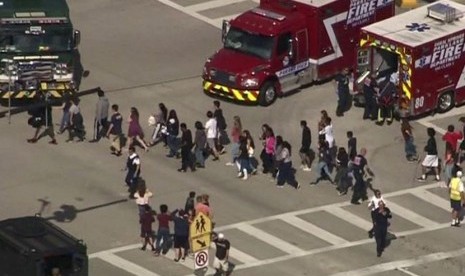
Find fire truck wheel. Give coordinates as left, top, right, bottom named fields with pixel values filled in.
left=437, top=92, right=454, bottom=113
left=258, top=81, right=277, bottom=106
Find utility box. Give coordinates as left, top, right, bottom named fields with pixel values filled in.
left=0, top=216, right=88, bottom=276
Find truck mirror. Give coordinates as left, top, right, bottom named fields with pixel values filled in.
left=73, top=30, right=81, bottom=48
left=288, top=38, right=294, bottom=60
left=222, top=20, right=230, bottom=43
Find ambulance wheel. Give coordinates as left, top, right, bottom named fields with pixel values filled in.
left=437, top=92, right=454, bottom=113
left=258, top=81, right=277, bottom=106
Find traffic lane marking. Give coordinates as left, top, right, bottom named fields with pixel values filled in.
left=329, top=247, right=465, bottom=276
left=96, top=252, right=161, bottom=276
left=214, top=182, right=441, bottom=232
left=236, top=224, right=305, bottom=255
left=157, top=0, right=219, bottom=28
left=325, top=205, right=374, bottom=231
left=410, top=190, right=450, bottom=212
left=184, top=222, right=452, bottom=276
left=415, top=105, right=465, bottom=135
left=386, top=201, right=439, bottom=228
left=279, top=215, right=349, bottom=245
left=396, top=267, right=422, bottom=276
left=210, top=242, right=260, bottom=263
left=188, top=0, right=249, bottom=12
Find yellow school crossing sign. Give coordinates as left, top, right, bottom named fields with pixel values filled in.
left=189, top=212, right=212, bottom=252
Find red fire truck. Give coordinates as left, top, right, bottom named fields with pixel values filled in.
left=202, top=0, right=395, bottom=106
left=354, top=0, right=465, bottom=117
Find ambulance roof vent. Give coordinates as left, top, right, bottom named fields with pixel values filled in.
left=427, top=3, right=462, bottom=23
left=251, top=8, right=286, bottom=21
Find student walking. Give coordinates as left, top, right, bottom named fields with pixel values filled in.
left=89, top=89, right=109, bottom=143
left=134, top=180, right=153, bottom=216
left=171, top=209, right=190, bottom=261
left=184, top=191, right=196, bottom=213
left=237, top=135, right=253, bottom=180
left=299, top=120, right=312, bottom=171
left=226, top=116, right=242, bottom=167
left=213, top=100, right=228, bottom=154
left=367, top=189, right=385, bottom=238
left=276, top=141, right=300, bottom=189
left=127, top=107, right=149, bottom=152
left=310, top=139, right=333, bottom=185
left=261, top=127, right=276, bottom=174
left=106, top=104, right=123, bottom=156
left=139, top=205, right=155, bottom=251
left=205, top=111, right=220, bottom=161
left=124, top=146, right=141, bottom=199
left=193, top=121, right=207, bottom=168
left=154, top=204, right=171, bottom=256
left=178, top=123, right=196, bottom=172
left=27, top=100, right=58, bottom=145
left=373, top=201, right=392, bottom=257
left=400, top=119, right=418, bottom=162
left=66, top=98, right=86, bottom=142
left=335, top=147, right=350, bottom=195
left=418, top=128, right=440, bottom=182
left=347, top=131, right=357, bottom=162
left=148, top=103, right=168, bottom=146
left=166, top=109, right=180, bottom=157
left=442, top=124, right=463, bottom=161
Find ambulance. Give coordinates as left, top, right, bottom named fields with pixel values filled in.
left=202, top=0, right=395, bottom=106
left=354, top=0, right=465, bottom=117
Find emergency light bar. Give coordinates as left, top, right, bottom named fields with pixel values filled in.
left=1, top=17, right=68, bottom=25
left=251, top=8, right=286, bottom=21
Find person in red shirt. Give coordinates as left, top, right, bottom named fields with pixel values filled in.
left=139, top=205, right=155, bottom=251
left=442, top=125, right=463, bottom=155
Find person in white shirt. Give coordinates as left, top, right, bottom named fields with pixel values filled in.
left=205, top=111, right=219, bottom=161
left=367, top=189, right=385, bottom=238
left=319, top=117, right=336, bottom=165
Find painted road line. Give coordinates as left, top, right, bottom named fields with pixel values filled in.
left=386, top=201, right=439, bottom=228
left=215, top=182, right=441, bottom=232
left=89, top=244, right=140, bottom=258
left=330, top=247, right=465, bottom=276
left=97, top=252, right=161, bottom=276
left=280, top=215, right=348, bottom=245
left=325, top=206, right=373, bottom=231
left=416, top=105, right=465, bottom=124
left=211, top=242, right=259, bottom=264
left=415, top=120, right=446, bottom=135
left=411, top=189, right=450, bottom=212
left=157, top=0, right=218, bottom=28
left=188, top=0, right=248, bottom=12
left=184, top=222, right=451, bottom=276
left=396, top=267, right=422, bottom=276
left=236, top=224, right=305, bottom=254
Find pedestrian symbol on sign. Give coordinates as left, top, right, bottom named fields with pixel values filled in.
left=195, top=214, right=207, bottom=233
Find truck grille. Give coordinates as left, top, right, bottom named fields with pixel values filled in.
left=211, top=70, right=236, bottom=87
left=18, top=61, right=54, bottom=81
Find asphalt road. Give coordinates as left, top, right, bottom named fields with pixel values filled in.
left=1, top=0, right=465, bottom=275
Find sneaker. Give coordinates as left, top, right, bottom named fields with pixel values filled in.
left=237, top=172, right=243, bottom=178
left=251, top=168, right=258, bottom=175
left=435, top=175, right=440, bottom=181
left=225, top=162, right=234, bottom=166
left=27, top=138, right=37, bottom=143
left=338, top=191, right=346, bottom=196
left=368, top=231, right=374, bottom=239
left=417, top=177, right=426, bottom=182
left=220, top=148, right=226, bottom=154
left=309, top=181, right=317, bottom=185
left=303, top=167, right=312, bottom=172
left=300, top=164, right=305, bottom=169
left=276, top=185, right=284, bottom=188
left=295, top=183, right=301, bottom=190
left=212, top=157, right=219, bottom=161
left=242, top=175, right=248, bottom=180
left=177, top=168, right=186, bottom=172
left=48, top=139, right=57, bottom=145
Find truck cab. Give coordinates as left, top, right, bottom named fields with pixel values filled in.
left=202, top=0, right=395, bottom=106
left=0, top=216, right=88, bottom=276
left=0, top=0, right=82, bottom=104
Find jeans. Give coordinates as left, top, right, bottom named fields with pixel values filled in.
left=195, top=147, right=205, bottom=166
left=239, top=157, right=252, bottom=173
left=155, top=227, right=171, bottom=251
left=230, top=142, right=240, bottom=162
left=317, top=161, right=331, bottom=178
left=404, top=137, right=417, bottom=157
left=59, top=110, right=70, bottom=132
left=167, top=135, right=178, bottom=156
left=277, top=161, right=298, bottom=187
left=335, top=167, right=349, bottom=192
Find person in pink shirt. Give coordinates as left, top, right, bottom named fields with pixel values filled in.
left=195, top=195, right=212, bottom=218
left=260, top=126, right=276, bottom=174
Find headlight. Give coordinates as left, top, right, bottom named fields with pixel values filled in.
left=241, top=78, right=258, bottom=87
left=54, top=63, right=69, bottom=75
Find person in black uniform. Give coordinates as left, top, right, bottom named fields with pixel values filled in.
left=124, top=146, right=141, bottom=198
left=376, top=73, right=397, bottom=125
left=373, top=200, right=392, bottom=257
left=178, top=123, right=196, bottom=172
left=335, top=68, right=350, bottom=117
left=362, top=74, right=378, bottom=120
left=351, top=148, right=374, bottom=204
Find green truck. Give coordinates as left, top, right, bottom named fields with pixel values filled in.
left=0, top=216, right=88, bottom=276
left=0, top=0, right=83, bottom=104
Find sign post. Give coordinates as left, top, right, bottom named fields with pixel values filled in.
left=189, top=212, right=212, bottom=270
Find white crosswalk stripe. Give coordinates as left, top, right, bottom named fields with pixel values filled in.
left=90, top=182, right=454, bottom=275
left=279, top=215, right=348, bottom=245
left=236, top=223, right=306, bottom=254
left=189, top=0, right=249, bottom=12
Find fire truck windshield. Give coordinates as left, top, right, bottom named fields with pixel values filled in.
left=0, top=31, right=73, bottom=53
left=224, top=27, right=273, bottom=60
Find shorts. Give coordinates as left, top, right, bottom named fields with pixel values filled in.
left=207, top=138, right=217, bottom=150
left=422, top=155, right=439, bottom=167
left=140, top=229, right=153, bottom=238
left=213, top=257, right=229, bottom=271
left=174, top=235, right=188, bottom=248
left=450, top=199, right=462, bottom=211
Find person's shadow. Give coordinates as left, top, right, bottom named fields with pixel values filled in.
left=52, top=205, right=77, bottom=222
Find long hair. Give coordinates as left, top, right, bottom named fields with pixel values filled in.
left=283, top=141, right=291, bottom=155
left=131, top=107, right=140, bottom=120
left=243, top=130, right=255, bottom=149
left=159, top=103, right=168, bottom=122
left=233, top=116, right=242, bottom=132
left=168, top=109, right=178, bottom=122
